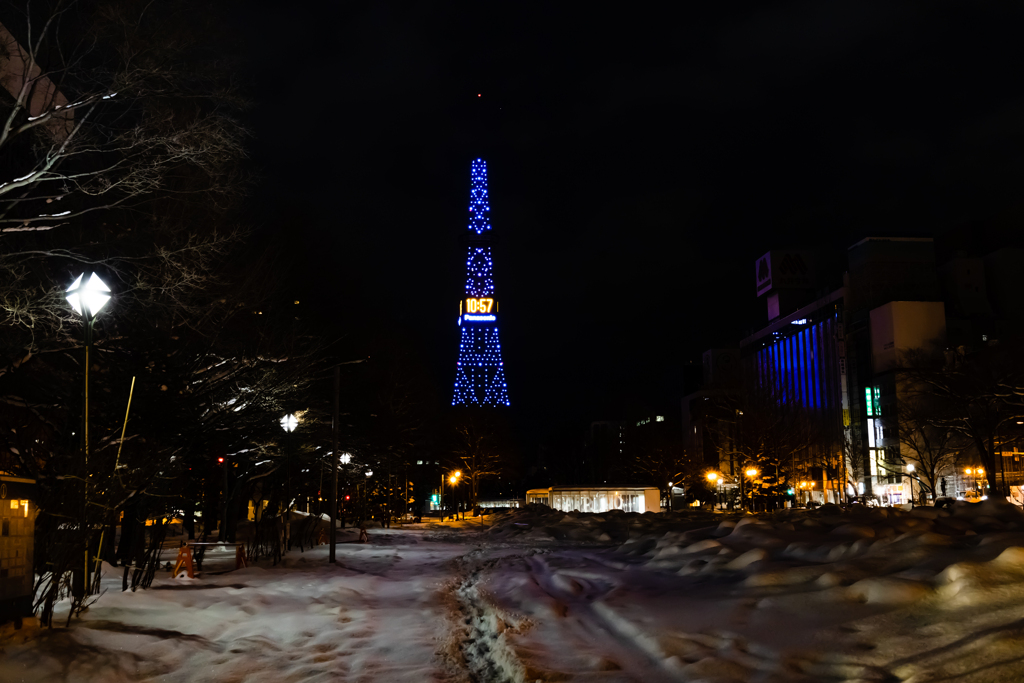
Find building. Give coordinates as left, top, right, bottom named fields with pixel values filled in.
left=687, top=236, right=1024, bottom=506
left=526, top=486, right=661, bottom=513
left=681, top=348, right=741, bottom=480
left=745, top=239, right=950, bottom=503
left=451, top=158, right=511, bottom=407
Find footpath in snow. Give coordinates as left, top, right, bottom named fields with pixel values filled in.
left=3, top=500, right=1024, bottom=682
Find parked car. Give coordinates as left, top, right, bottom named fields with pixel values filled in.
left=933, top=496, right=956, bottom=508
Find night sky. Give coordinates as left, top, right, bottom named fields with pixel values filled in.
left=238, top=2, right=1024, bottom=455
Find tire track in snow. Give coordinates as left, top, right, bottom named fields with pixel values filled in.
left=525, top=554, right=683, bottom=683
left=526, top=554, right=898, bottom=683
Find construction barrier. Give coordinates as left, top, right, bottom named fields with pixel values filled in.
left=172, top=543, right=194, bottom=579
left=172, top=542, right=247, bottom=578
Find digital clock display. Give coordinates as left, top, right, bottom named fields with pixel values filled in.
left=465, top=297, right=495, bottom=314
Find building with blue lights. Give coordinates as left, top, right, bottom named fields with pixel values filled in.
left=686, top=239, right=953, bottom=506
left=451, top=159, right=510, bottom=407
left=685, top=233, right=1024, bottom=507
left=740, top=239, right=947, bottom=504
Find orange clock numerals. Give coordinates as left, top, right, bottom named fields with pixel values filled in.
left=465, top=298, right=494, bottom=313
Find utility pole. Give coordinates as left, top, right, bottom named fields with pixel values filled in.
left=330, top=365, right=339, bottom=563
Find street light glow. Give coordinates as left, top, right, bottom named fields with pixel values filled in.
left=365, top=470, right=373, bottom=477
left=706, top=472, right=719, bottom=483
left=280, top=414, right=298, bottom=432
left=906, top=463, right=915, bottom=472
left=745, top=468, right=758, bottom=477
left=66, top=272, right=111, bottom=317
left=340, top=453, right=351, bottom=465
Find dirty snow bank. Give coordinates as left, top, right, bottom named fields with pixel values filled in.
left=476, top=500, right=1024, bottom=682
left=484, top=503, right=725, bottom=543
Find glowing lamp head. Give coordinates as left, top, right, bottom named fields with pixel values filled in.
left=280, top=414, right=298, bottom=432
left=454, top=471, right=461, bottom=478
left=365, top=470, right=373, bottom=478
left=745, top=468, right=758, bottom=478
left=906, top=463, right=915, bottom=473
left=965, top=468, right=972, bottom=475
left=449, top=475, right=457, bottom=484
left=66, top=272, right=111, bottom=318
left=977, top=468, right=984, bottom=475
left=706, top=472, right=719, bottom=483
left=339, top=453, right=352, bottom=465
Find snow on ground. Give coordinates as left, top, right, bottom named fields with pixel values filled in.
left=4, top=502, right=1024, bottom=682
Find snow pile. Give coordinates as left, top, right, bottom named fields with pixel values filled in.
left=484, top=503, right=723, bottom=544
left=476, top=500, right=1024, bottom=682
left=617, top=499, right=1024, bottom=605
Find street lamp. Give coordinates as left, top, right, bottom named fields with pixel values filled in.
left=447, top=471, right=462, bottom=520
left=280, top=414, right=298, bottom=432
left=65, top=271, right=112, bottom=598
left=742, top=468, right=759, bottom=511
left=705, top=472, right=720, bottom=510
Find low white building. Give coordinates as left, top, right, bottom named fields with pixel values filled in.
left=526, top=486, right=661, bottom=514
left=477, top=499, right=523, bottom=509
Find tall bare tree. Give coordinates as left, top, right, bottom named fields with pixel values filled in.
left=902, top=343, right=1024, bottom=495
left=892, top=384, right=963, bottom=500
left=709, top=383, right=825, bottom=509
left=449, top=411, right=513, bottom=509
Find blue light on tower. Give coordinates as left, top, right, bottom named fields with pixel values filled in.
left=452, top=159, right=510, bottom=407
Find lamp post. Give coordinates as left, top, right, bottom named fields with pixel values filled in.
left=448, top=471, right=462, bottom=521
left=744, top=468, right=759, bottom=511
left=706, top=471, right=720, bottom=510
left=277, top=414, right=300, bottom=549
left=65, top=272, right=112, bottom=597
left=338, top=453, right=351, bottom=528
left=364, top=469, right=373, bottom=522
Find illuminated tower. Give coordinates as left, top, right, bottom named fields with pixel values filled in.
left=452, top=159, right=510, bottom=407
